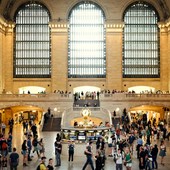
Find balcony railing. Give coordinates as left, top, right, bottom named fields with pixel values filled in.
left=0, top=93, right=170, bottom=102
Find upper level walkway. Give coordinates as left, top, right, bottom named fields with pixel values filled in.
left=1, top=92, right=170, bottom=101
left=0, top=93, right=170, bottom=114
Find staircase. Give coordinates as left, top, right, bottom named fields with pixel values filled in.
left=42, top=117, right=61, bottom=131
left=112, top=117, right=121, bottom=129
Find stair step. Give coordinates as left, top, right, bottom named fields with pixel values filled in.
left=42, top=118, right=61, bottom=131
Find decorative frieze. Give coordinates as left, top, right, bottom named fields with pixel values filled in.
left=105, top=22, right=124, bottom=33
left=49, top=21, right=68, bottom=33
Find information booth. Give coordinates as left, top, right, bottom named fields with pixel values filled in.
left=61, top=127, right=110, bottom=142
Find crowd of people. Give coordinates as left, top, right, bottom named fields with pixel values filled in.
left=0, top=107, right=169, bottom=170
left=74, top=91, right=100, bottom=101
left=81, top=116, right=169, bottom=170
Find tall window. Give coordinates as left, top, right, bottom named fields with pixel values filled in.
left=68, top=1, right=106, bottom=78
left=14, top=3, right=51, bottom=78
left=123, top=2, right=160, bottom=78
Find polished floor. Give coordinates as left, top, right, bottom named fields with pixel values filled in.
left=4, top=125, right=170, bottom=170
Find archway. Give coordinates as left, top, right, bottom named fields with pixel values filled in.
left=128, top=86, right=155, bottom=93
left=0, top=105, right=44, bottom=125
left=19, top=86, right=46, bottom=94
left=73, top=86, right=100, bottom=94
left=129, top=105, right=164, bottom=125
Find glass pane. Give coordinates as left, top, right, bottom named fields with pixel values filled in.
left=123, top=2, right=160, bottom=78
left=68, top=2, right=106, bottom=78
left=14, top=3, right=51, bottom=78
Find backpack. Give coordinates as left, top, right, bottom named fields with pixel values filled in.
left=2, top=141, right=7, bottom=150
left=69, top=144, right=74, bottom=151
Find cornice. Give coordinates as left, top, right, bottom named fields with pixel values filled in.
left=105, top=21, right=124, bottom=33
left=49, top=20, right=68, bottom=33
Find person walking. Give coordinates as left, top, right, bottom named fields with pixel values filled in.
left=68, top=140, right=74, bottom=162
left=82, top=141, right=95, bottom=170
left=124, top=147, right=132, bottom=170
left=27, top=136, right=32, bottom=161
left=9, top=147, right=19, bottom=170
left=54, top=140, right=62, bottom=167
left=39, top=138, right=45, bottom=157
left=31, top=124, right=37, bottom=138
left=151, top=144, right=158, bottom=169
left=115, top=149, right=123, bottom=170
left=0, top=134, right=8, bottom=167
left=21, top=140, right=28, bottom=166
left=128, top=133, right=135, bottom=154
left=95, top=150, right=103, bottom=170
left=139, top=146, right=146, bottom=170
left=159, top=140, right=166, bottom=166
left=7, top=132, right=13, bottom=153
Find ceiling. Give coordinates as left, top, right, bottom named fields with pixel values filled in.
left=0, top=0, right=170, bottom=20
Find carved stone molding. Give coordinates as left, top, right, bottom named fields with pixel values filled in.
left=0, top=17, right=15, bottom=33
left=49, top=20, right=68, bottom=34
left=105, top=21, right=124, bottom=33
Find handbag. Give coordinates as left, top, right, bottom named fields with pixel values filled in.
left=37, top=144, right=42, bottom=151
left=124, top=161, right=127, bottom=166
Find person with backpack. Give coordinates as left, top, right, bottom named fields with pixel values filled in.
left=9, top=147, right=19, bottom=170
left=32, top=135, right=40, bottom=158
left=82, top=141, right=94, bottom=170
left=68, top=140, right=74, bottom=162
left=128, top=133, right=135, bottom=154
left=36, top=156, right=47, bottom=170
left=0, top=134, right=8, bottom=167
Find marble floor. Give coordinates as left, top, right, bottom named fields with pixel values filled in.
left=4, top=124, right=170, bottom=170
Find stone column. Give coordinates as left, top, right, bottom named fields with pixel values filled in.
left=158, top=22, right=169, bottom=91
left=105, top=22, right=124, bottom=91
left=49, top=21, right=68, bottom=92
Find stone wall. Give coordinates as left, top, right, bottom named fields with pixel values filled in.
left=0, top=0, right=170, bottom=93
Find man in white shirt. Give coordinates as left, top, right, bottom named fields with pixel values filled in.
left=115, top=149, right=123, bottom=170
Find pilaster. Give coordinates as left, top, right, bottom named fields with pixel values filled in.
left=0, top=16, right=15, bottom=93
left=106, top=21, right=124, bottom=91
left=49, top=20, right=68, bottom=92
left=158, top=22, right=169, bottom=91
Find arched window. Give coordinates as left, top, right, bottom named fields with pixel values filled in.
left=14, top=3, right=51, bottom=78
left=68, top=1, right=106, bottom=78
left=123, top=2, right=160, bottom=78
